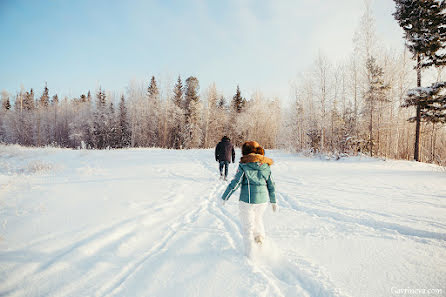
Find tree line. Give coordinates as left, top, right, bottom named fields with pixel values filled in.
left=0, top=0, right=445, bottom=165
left=0, top=78, right=280, bottom=151
left=281, top=0, right=445, bottom=165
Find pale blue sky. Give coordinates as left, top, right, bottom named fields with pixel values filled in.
left=0, top=0, right=403, bottom=101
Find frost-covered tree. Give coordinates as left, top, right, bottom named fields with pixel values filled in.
left=117, top=95, right=131, bottom=148
left=404, top=82, right=446, bottom=124
left=17, top=89, right=35, bottom=145
left=92, top=88, right=108, bottom=148
left=184, top=76, right=202, bottom=148
left=393, top=0, right=446, bottom=161
left=363, top=56, right=390, bottom=156
left=35, top=84, right=52, bottom=146
left=168, top=75, right=186, bottom=149
left=237, top=92, right=280, bottom=149
left=146, top=76, right=160, bottom=147
left=0, top=90, right=11, bottom=142
left=202, top=83, right=222, bottom=148
left=229, top=85, right=247, bottom=146
left=39, top=83, right=50, bottom=108
left=107, top=102, right=118, bottom=148
left=50, top=94, right=60, bottom=145
left=314, top=53, right=331, bottom=152
left=23, top=89, right=35, bottom=111
left=69, top=92, right=93, bottom=148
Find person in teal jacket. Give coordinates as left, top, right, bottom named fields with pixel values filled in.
left=221, top=141, right=277, bottom=258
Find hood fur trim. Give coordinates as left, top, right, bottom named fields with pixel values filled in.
left=240, top=153, right=274, bottom=165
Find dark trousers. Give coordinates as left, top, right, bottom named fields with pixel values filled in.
left=219, top=161, right=229, bottom=177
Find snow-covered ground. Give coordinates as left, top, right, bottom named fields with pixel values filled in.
left=0, top=145, right=445, bottom=297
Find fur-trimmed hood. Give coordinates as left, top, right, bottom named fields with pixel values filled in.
left=240, top=153, right=274, bottom=166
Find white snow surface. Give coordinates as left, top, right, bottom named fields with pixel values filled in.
left=0, top=145, right=445, bottom=297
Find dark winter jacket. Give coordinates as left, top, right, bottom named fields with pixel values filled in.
left=222, top=153, right=276, bottom=204
left=215, top=138, right=235, bottom=163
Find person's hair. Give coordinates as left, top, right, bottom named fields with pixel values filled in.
left=256, top=146, right=265, bottom=155
left=242, top=141, right=265, bottom=156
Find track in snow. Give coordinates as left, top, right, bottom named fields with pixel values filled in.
left=0, top=146, right=445, bottom=297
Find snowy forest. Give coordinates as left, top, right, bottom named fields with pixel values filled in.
left=0, top=1, right=445, bottom=165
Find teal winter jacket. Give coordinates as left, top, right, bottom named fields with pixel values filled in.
left=221, top=154, right=276, bottom=204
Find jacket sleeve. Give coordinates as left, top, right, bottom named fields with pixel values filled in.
left=215, top=144, right=219, bottom=161
left=221, top=165, right=244, bottom=201
left=266, top=171, right=276, bottom=203
left=232, top=146, right=235, bottom=163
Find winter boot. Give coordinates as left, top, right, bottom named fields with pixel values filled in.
left=254, top=235, right=264, bottom=245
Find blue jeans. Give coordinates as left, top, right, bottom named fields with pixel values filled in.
left=219, top=161, right=229, bottom=177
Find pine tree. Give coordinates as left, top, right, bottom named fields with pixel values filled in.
left=146, top=76, right=160, bottom=147
left=0, top=91, right=10, bottom=143
left=93, top=88, right=107, bottom=148
left=87, top=91, right=92, bottom=103
left=364, top=56, right=390, bottom=156
left=1, top=91, right=11, bottom=111
left=231, top=85, right=246, bottom=113
left=23, top=88, right=35, bottom=111
left=96, top=87, right=107, bottom=109
left=218, top=96, right=226, bottom=109
left=403, top=81, right=446, bottom=124
left=118, top=95, right=131, bottom=148
left=230, top=85, right=246, bottom=146
left=50, top=94, right=59, bottom=145
left=52, top=94, right=59, bottom=105
left=173, top=75, right=184, bottom=108
left=393, top=0, right=446, bottom=161
left=107, top=102, right=117, bottom=148
left=148, top=76, right=160, bottom=99
left=40, top=83, right=50, bottom=108
left=169, top=76, right=186, bottom=149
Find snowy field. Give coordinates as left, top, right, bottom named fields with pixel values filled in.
left=0, top=145, right=445, bottom=297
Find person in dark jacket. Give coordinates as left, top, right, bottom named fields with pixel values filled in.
left=215, top=136, right=235, bottom=180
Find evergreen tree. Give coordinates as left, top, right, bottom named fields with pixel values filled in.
left=96, top=87, right=107, bottom=109
left=51, top=94, right=59, bottom=145
left=93, top=88, right=107, bottom=148
left=40, top=83, right=50, bottom=108
left=403, top=81, right=446, bottom=124
left=23, top=89, right=35, bottom=111
left=146, top=76, right=160, bottom=147
left=230, top=85, right=246, bottom=146
left=107, top=102, right=117, bottom=148
left=173, top=75, right=184, bottom=108
left=52, top=94, right=59, bottom=105
left=87, top=91, right=92, bottom=103
left=148, top=76, right=160, bottom=99
left=184, top=76, right=202, bottom=148
left=118, top=95, right=131, bottom=147
left=218, top=96, right=226, bottom=109
left=364, top=56, right=390, bottom=156
left=231, top=85, right=246, bottom=113
left=0, top=91, right=10, bottom=142
left=169, top=75, right=186, bottom=149
left=1, top=91, right=11, bottom=111
left=393, top=0, right=446, bottom=161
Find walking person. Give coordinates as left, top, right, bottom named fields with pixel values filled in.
left=215, top=136, right=235, bottom=180
left=221, top=141, right=277, bottom=258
